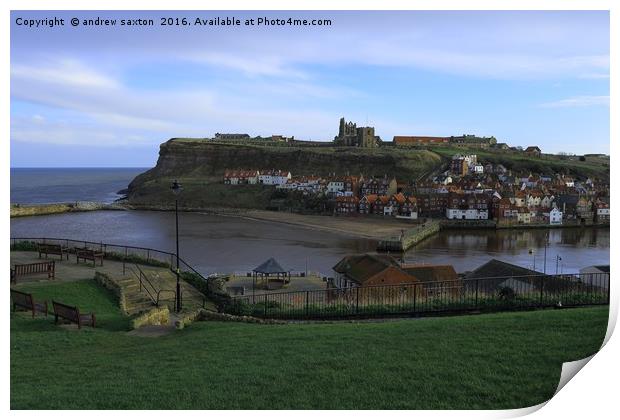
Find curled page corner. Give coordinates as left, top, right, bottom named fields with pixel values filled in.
left=554, top=354, right=595, bottom=396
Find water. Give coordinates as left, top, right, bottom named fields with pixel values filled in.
left=9, top=167, right=609, bottom=276
left=10, top=168, right=147, bottom=204
left=403, top=228, right=609, bottom=274
left=11, top=210, right=609, bottom=276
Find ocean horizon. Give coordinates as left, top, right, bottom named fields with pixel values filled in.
left=10, top=167, right=149, bottom=205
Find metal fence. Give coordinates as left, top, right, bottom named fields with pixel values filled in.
left=10, top=237, right=209, bottom=286
left=228, top=272, right=610, bottom=319
left=11, top=237, right=610, bottom=320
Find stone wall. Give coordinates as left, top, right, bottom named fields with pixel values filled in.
left=377, top=221, right=440, bottom=252
left=132, top=307, right=170, bottom=329
left=94, top=272, right=127, bottom=314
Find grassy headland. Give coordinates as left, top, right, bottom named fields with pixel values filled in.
left=125, top=139, right=609, bottom=210
left=125, top=139, right=441, bottom=208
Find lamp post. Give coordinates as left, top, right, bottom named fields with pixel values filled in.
left=556, top=255, right=562, bottom=276
left=529, top=248, right=536, bottom=271
left=543, top=230, right=549, bottom=274
left=171, top=180, right=183, bottom=312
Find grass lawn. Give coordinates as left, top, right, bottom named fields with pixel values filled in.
left=11, top=280, right=608, bottom=409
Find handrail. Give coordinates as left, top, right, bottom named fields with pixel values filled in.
left=11, top=236, right=210, bottom=285
left=12, top=237, right=176, bottom=257
left=132, top=265, right=179, bottom=309
left=129, top=266, right=158, bottom=306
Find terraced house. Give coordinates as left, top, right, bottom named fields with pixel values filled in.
left=335, top=196, right=360, bottom=215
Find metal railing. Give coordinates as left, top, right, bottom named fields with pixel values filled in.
left=229, top=272, right=610, bottom=320
left=10, top=237, right=210, bottom=287
left=130, top=265, right=178, bottom=309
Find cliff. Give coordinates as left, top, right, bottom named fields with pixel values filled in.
left=126, top=139, right=441, bottom=208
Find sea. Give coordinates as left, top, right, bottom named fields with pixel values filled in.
left=10, top=167, right=147, bottom=204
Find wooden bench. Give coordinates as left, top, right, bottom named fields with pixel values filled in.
left=11, top=261, right=55, bottom=283
left=52, top=301, right=96, bottom=329
left=37, top=243, right=69, bottom=261
left=10, top=289, right=48, bottom=318
left=75, top=248, right=104, bottom=267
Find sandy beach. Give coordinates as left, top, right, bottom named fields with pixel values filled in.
left=213, top=208, right=419, bottom=240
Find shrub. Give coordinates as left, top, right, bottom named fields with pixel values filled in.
left=104, top=251, right=170, bottom=268
left=181, top=271, right=233, bottom=311
left=10, top=241, right=38, bottom=252
left=498, top=287, right=516, bottom=302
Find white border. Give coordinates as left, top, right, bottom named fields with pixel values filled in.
left=3, top=1, right=616, bottom=419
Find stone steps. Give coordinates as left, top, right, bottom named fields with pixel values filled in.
left=115, top=275, right=158, bottom=316
left=117, top=269, right=210, bottom=315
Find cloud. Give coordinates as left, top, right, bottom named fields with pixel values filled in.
left=9, top=11, right=611, bottom=162
left=187, top=52, right=309, bottom=79
left=538, top=95, right=610, bottom=108
left=10, top=58, right=352, bottom=146
left=11, top=59, right=119, bottom=89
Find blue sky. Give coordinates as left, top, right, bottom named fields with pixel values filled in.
left=10, top=10, right=609, bottom=167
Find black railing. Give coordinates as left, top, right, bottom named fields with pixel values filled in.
left=229, top=272, right=610, bottom=320
left=130, top=265, right=178, bottom=309
left=10, top=237, right=210, bottom=287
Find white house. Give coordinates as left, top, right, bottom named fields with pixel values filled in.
left=473, top=164, right=484, bottom=174
left=597, top=207, right=610, bottom=219
left=435, top=175, right=452, bottom=185
left=516, top=208, right=531, bottom=224
left=540, top=195, right=554, bottom=208
left=548, top=207, right=563, bottom=225
left=258, top=170, right=291, bottom=186
left=526, top=194, right=542, bottom=208
left=446, top=208, right=488, bottom=220
left=276, top=179, right=298, bottom=191
left=247, top=171, right=260, bottom=184
left=224, top=170, right=260, bottom=185
left=326, top=180, right=345, bottom=195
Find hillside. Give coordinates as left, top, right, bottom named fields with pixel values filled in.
left=126, top=139, right=441, bottom=207
left=125, top=139, right=609, bottom=209
left=429, top=147, right=610, bottom=181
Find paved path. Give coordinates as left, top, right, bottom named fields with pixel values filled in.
left=225, top=273, right=327, bottom=296
left=10, top=250, right=166, bottom=283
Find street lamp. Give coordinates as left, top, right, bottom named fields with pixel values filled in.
left=543, top=230, right=549, bottom=274
left=529, top=248, right=536, bottom=271
left=556, top=255, right=562, bottom=276
left=171, top=180, right=183, bottom=312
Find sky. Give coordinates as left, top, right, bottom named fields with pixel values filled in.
left=10, top=10, right=610, bottom=167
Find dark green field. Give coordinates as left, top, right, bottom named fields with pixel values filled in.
left=11, top=280, right=608, bottom=409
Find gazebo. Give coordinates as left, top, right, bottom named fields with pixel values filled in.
left=252, top=257, right=290, bottom=295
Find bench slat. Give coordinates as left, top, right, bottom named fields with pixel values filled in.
left=11, top=261, right=55, bottom=283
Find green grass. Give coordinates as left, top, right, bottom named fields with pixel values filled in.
left=12, top=279, right=131, bottom=332
left=11, top=280, right=608, bottom=409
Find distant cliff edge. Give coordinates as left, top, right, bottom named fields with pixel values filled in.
left=125, top=139, right=441, bottom=208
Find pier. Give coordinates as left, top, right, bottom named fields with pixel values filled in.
left=377, top=220, right=440, bottom=252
